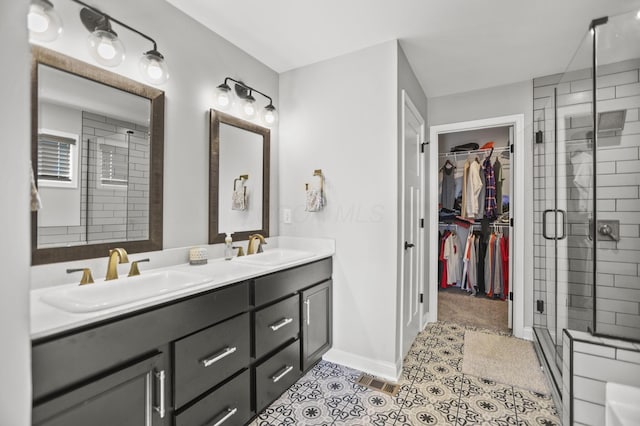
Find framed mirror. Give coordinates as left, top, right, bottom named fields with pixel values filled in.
left=209, top=110, right=270, bottom=244
left=31, top=46, right=164, bottom=265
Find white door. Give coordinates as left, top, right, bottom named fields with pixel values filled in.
left=401, top=91, right=424, bottom=357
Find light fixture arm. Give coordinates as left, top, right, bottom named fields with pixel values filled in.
left=224, top=77, right=274, bottom=107
left=71, top=0, right=158, bottom=51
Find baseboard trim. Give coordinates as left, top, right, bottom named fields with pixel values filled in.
left=322, top=348, right=401, bottom=383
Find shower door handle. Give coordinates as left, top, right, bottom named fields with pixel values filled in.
left=543, top=209, right=566, bottom=240
left=542, top=210, right=555, bottom=240
left=557, top=209, right=567, bottom=240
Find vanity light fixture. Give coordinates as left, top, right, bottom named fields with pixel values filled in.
left=214, top=77, right=278, bottom=126
left=28, top=0, right=63, bottom=42
left=72, top=0, right=169, bottom=84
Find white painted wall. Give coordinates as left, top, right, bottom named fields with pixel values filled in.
left=29, top=0, right=279, bottom=255
left=0, top=2, right=32, bottom=424
left=279, top=41, right=401, bottom=379
left=428, top=81, right=535, bottom=333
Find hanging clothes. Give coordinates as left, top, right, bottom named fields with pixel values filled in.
left=476, top=232, right=487, bottom=295
left=500, top=234, right=509, bottom=301
left=494, top=157, right=505, bottom=215
left=443, top=231, right=461, bottom=286
left=492, top=233, right=504, bottom=299
left=461, top=159, right=470, bottom=217
left=439, top=230, right=449, bottom=289
left=461, top=233, right=477, bottom=295
left=477, top=160, right=486, bottom=219
left=483, top=156, right=497, bottom=219
left=466, top=159, right=483, bottom=218
left=441, top=162, right=456, bottom=210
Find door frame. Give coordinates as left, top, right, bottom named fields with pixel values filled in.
left=399, top=90, right=425, bottom=358
left=427, top=114, right=526, bottom=339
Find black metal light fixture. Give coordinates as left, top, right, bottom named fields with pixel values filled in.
left=28, top=0, right=169, bottom=85
left=214, top=77, right=278, bottom=126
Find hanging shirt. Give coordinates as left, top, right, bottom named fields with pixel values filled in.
left=483, top=157, right=497, bottom=219
left=444, top=232, right=461, bottom=286
left=478, top=161, right=486, bottom=218
left=461, top=159, right=470, bottom=217
left=439, top=230, right=449, bottom=289
left=500, top=235, right=509, bottom=301
left=441, top=163, right=456, bottom=210
left=494, top=158, right=505, bottom=214
left=466, top=160, right=483, bottom=217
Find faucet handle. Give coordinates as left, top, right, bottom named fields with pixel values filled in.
left=232, top=246, right=245, bottom=257
left=67, top=268, right=95, bottom=285
left=128, top=258, right=150, bottom=277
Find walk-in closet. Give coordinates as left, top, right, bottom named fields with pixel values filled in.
left=436, top=126, right=513, bottom=333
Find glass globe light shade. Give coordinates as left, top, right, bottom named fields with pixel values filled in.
left=139, top=50, right=169, bottom=85
left=88, top=29, right=125, bottom=67
left=28, top=0, right=62, bottom=42
left=214, top=83, right=234, bottom=111
left=261, top=105, right=278, bottom=126
left=240, top=95, right=257, bottom=119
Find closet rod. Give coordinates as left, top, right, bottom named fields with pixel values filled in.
left=439, top=146, right=510, bottom=159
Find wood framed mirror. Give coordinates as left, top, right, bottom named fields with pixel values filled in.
left=31, top=46, right=164, bottom=265
left=209, top=110, right=270, bottom=244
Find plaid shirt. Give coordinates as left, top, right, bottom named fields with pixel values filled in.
left=483, top=157, right=496, bottom=218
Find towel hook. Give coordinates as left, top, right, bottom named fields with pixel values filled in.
left=305, top=169, right=324, bottom=193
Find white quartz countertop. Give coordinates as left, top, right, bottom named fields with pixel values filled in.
left=31, top=237, right=334, bottom=340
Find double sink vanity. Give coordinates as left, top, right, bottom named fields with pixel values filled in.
left=30, top=242, right=334, bottom=426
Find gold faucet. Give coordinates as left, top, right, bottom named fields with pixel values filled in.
left=247, top=234, right=267, bottom=255
left=105, top=248, right=129, bottom=281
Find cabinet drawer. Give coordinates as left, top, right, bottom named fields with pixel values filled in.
left=254, top=296, right=299, bottom=359
left=174, top=313, right=250, bottom=409
left=175, top=369, right=251, bottom=426
left=255, top=339, right=301, bottom=412
left=253, top=257, right=332, bottom=306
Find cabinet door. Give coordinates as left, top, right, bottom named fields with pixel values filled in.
left=301, top=280, right=332, bottom=371
left=33, top=352, right=168, bottom=426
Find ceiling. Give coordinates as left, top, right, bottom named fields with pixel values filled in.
left=167, top=0, right=640, bottom=98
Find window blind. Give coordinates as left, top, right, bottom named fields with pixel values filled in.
left=37, top=133, right=75, bottom=182
left=100, top=143, right=128, bottom=186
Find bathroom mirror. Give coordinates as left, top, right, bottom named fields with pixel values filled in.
left=209, top=110, right=270, bottom=243
left=31, top=46, right=164, bottom=265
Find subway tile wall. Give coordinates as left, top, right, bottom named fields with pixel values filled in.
left=563, top=330, right=640, bottom=426
left=533, top=58, right=640, bottom=342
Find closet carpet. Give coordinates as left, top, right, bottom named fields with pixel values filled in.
left=437, top=287, right=509, bottom=334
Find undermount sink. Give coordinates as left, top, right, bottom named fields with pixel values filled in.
left=41, top=270, right=213, bottom=313
left=233, top=248, right=315, bottom=266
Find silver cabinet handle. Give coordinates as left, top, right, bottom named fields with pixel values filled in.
left=153, top=370, right=165, bottom=418
left=201, top=346, right=237, bottom=368
left=269, top=317, right=293, bottom=331
left=271, top=365, right=293, bottom=383
left=209, top=407, right=238, bottom=426
left=305, top=299, right=310, bottom=326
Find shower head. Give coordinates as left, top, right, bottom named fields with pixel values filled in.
left=598, top=109, right=626, bottom=133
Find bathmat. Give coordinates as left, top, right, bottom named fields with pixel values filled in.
left=462, top=330, right=549, bottom=394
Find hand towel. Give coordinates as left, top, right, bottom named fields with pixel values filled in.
left=305, top=188, right=325, bottom=212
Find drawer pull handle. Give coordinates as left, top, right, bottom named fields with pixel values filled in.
left=269, top=317, right=293, bottom=331
left=209, top=407, right=238, bottom=426
left=153, top=370, right=166, bottom=418
left=271, top=365, right=293, bottom=383
left=305, top=299, right=310, bottom=326
left=201, top=346, right=237, bottom=368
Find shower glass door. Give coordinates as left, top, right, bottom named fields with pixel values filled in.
left=593, top=10, right=640, bottom=341
left=533, top=27, right=595, bottom=389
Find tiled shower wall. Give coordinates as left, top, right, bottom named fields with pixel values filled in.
left=533, top=58, right=640, bottom=341
left=83, top=112, right=150, bottom=244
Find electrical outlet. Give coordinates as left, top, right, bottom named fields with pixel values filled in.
left=283, top=208, right=292, bottom=224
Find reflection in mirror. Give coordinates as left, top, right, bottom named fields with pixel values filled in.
left=209, top=110, right=269, bottom=244
left=32, top=46, right=164, bottom=265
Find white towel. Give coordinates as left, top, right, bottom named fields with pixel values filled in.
left=305, top=188, right=325, bottom=212
left=232, top=187, right=247, bottom=211
left=30, top=162, right=42, bottom=212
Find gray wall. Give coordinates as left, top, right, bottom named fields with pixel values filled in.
left=0, top=2, right=32, bottom=424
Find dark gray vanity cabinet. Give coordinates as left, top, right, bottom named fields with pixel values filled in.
left=301, top=279, right=333, bottom=372
left=33, top=351, right=167, bottom=426
left=32, top=257, right=333, bottom=426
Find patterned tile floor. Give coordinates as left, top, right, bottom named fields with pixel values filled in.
left=250, top=321, right=560, bottom=425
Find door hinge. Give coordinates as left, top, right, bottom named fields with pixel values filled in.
left=510, top=218, right=514, bottom=227
left=420, top=218, right=424, bottom=228
left=536, top=300, right=544, bottom=313
left=509, top=292, right=513, bottom=301
left=420, top=293, right=424, bottom=303
left=510, top=144, right=514, bottom=154
left=420, top=141, right=429, bottom=153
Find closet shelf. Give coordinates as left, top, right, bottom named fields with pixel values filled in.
left=439, top=146, right=510, bottom=159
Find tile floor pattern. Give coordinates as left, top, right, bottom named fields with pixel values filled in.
left=250, top=321, right=560, bottom=425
